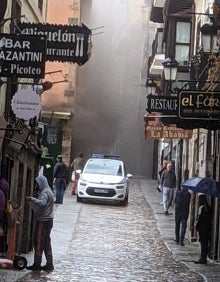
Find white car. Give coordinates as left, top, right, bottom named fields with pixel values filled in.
left=76, top=156, right=132, bottom=206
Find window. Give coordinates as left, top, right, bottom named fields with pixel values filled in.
left=156, top=28, right=165, bottom=54
left=175, top=21, right=191, bottom=66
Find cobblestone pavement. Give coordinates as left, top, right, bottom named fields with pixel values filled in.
left=1, top=178, right=209, bottom=281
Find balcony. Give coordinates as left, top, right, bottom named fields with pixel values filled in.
left=150, top=0, right=165, bottom=23
left=149, top=54, right=165, bottom=75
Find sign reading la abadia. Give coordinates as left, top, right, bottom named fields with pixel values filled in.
left=18, top=23, right=92, bottom=65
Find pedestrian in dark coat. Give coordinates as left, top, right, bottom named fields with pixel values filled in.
left=174, top=188, right=191, bottom=246
left=53, top=155, right=68, bottom=204
left=195, top=194, right=212, bottom=264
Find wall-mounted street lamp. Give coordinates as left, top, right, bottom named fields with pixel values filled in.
left=162, top=57, right=178, bottom=94
left=162, top=57, right=178, bottom=81
left=145, top=78, right=157, bottom=95
left=200, top=17, right=219, bottom=53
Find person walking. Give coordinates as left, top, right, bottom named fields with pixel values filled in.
left=160, top=162, right=176, bottom=215
left=53, top=155, right=68, bottom=204
left=157, top=160, right=167, bottom=192
left=71, top=152, right=85, bottom=195
left=174, top=187, right=191, bottom=246
left=26, top=175, right=54, bottom=271
left=195, top=194, right=212, bottom=264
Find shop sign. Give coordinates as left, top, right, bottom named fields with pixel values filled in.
left=147, top=94, right=178, bottom=114
left=145, top=121, right=193, bottom=139
left=0, top=33, right=46, bottom=78
left=18, top=23, right=91, bottom=65
left=11, top=89, right=41, bottom=120
left=179, top=91, right=220, bottom=119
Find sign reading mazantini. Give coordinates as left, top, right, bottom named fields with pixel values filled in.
left=18, top=23, right=91, bottom=65
left=0, top=33, right=46, bottom=78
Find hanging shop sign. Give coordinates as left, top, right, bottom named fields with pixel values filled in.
left=179, top=91, right=220, bottom=119
left=18, top=23, right=92, bottom=65
left=0, top=33, right=46, bottom=78
left=147, top=94, right=178, bottom=114
left=144, top=120, right=193, bottom=139
left=11, top=89, right=41, bottom=120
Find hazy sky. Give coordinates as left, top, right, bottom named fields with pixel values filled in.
left=73, top=0, right=155, bottom=176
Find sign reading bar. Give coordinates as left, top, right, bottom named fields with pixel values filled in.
left=145, top=121, right=193, bottom=139
left=0, top=33, right=46, bottom=78
left=179, top=91, right=220, bottom=119
left=18, top=23, right=91, bottom=65
left=147, top=94, right=178, bottom=114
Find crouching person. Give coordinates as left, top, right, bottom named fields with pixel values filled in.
left=26, top=175, right=54, bottom=271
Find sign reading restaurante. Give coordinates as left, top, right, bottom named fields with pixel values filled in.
left=18, top=23, right=92, bottom=65
left=147, top=94, right=178, bottom=115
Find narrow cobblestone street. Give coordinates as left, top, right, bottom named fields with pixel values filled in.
left=1, top=179, right=207, bottom=281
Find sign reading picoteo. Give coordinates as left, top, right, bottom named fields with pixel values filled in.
left=0, top=33, right=46, bottom=78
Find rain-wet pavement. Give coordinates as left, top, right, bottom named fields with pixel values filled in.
left=1, top=178, right=220, bottom=281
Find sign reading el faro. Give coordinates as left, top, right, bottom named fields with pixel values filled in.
left=179, top=91, right=220, bottom=119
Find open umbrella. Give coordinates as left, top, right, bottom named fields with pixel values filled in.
left=182, top=177, right=220, bottom=198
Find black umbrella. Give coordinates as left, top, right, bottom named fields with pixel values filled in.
left=182, top=177, right=220, bottom=198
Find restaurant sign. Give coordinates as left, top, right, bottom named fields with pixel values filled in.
left=0, top=33, right=46, bottom=78
left=18, top=23, right=91, bottom=65
left=146, top=94, right=178, bottom=114
left=145, top=121, right=193, bottom=139
left=179, top=91, right=220, bottom=119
